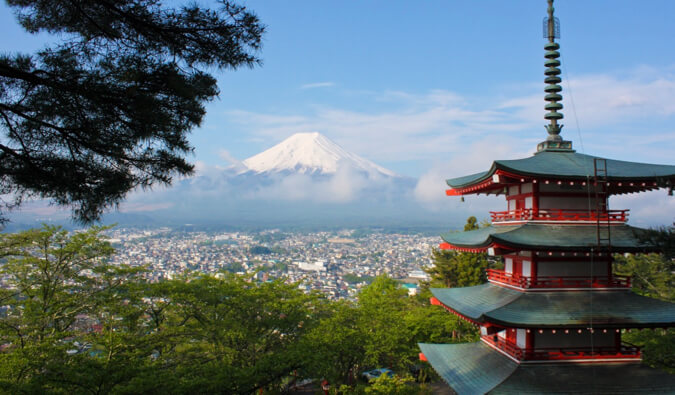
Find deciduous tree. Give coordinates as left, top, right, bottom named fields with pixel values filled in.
left=0, top=225, right=146, bottom=393
left=614, top=226, right=675, bottom=373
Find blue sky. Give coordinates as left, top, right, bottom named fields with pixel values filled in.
left=2, top=1, right=674, bottom=224
left=198, top=0, right=675, bottom=175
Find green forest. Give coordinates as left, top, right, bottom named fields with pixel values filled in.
left=0, top=224, right=672, bottom=394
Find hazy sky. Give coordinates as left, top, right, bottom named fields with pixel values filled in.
left=1, top=1, right=674, bottom=224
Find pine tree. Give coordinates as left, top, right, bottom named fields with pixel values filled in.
left=0, top=0, right=264, bottom=222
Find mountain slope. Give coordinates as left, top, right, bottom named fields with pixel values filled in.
left=241, top=132, right=397, bottom=177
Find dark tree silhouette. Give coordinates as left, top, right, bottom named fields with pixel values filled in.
left=0, top=0, right=264, bottom=222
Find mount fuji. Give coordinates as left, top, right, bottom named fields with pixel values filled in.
left=240, top=132, right=398, bottom=178
left=11, top=132, right=465, bottom=229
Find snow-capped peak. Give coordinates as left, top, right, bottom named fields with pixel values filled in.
left=242, top=132, right=397, bottom=177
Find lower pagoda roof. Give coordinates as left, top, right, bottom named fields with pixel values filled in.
left=431, top=283, right=675, bottom=328
left=439, top=223, right=656, bottom=253
left=446, top=151, right=675, bottom=194
left=419, top=342, right=675, bottom=394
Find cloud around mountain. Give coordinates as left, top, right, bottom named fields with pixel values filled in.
left=88, top=132, right=445, bottom=228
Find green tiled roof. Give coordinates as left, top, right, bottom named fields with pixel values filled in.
left=494, top=362, right=675, bottom=394
left=431, top=284, right=675, bottom=327
left=431, top=283, right=520, bottom=320
left=447, top=151, right=675, bottom=188
left=440, top=223, right=656, bottom=252
left=418, top=342, right=517, bottom=394
left=419, top=342, right=675, bottom=394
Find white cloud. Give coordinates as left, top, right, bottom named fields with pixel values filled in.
left=224, top=95, right=527, bottom=165
left=217, top=150, right=247, bottom=172
left=611, top=190, right=675, bottom=228
left=501, top=70, right=675, bottom=129
left=413, top=137, right=531, bottom=210
left=240, top=165, right=380, bottom=204
left=300, top=82, right=335, bottom=89
left=226, top=65, right=675, bottom=167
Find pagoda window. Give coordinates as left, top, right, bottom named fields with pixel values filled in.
left=539, top=183, right=585, bottom=193
left=539, top=196, right=601, bottom=211
left=516, top=329, right=527, bottom=349
left=522, top=260, right=532, bottom=277
left=503, top=255, right=532, bottom=278
left=533, top=330, right=616, bottom=350
left=504, top=257, right=513, bottom=274
left=537, top=259, right=609, bottom=278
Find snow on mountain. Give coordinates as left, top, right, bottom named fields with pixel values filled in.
left=241, top=132, right=397, bottom=177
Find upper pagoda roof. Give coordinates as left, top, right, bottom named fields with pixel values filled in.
left=419, top=341, right=675, bottom=394
left=431, top=283, right=675, bottom=328
left=446, top=151, right=675, bottom=195
left=440, top=223, right=656, bottom=253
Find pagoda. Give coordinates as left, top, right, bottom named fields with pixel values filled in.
left=418, top=1, right=675, bottom=393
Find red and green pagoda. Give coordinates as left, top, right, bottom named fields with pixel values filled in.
left=418, top=1, right=675, bottom=393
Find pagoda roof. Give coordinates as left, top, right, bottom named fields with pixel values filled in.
left=419, top=342, right=675, bottom=394
left=439, top=223, right=656, bottom=253
left=431, top=283, right=675, bottom=328
left=446, top=151, right=675, bottom=194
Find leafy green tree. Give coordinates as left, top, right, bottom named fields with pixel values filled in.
left=624, top=328, right=675, bottom=374
left=614, top=226, right=675, bottom=373
left=364, top=374, right=428, bottom=395
left=0, top=0, right=264, bottom=222
left=0, top=225, right=327, bottom=394
left=404, top=300, right=479, bottom=345
left=305, top=301, right=366, bottom=386
left=614, top=253, right=673, bottom=301
left=0, top=225, right=147, bottom=393
left=306, top=275, right=480, bottom=389
left=357, top=275, right=412, bottom=371
left=463, top=216, right=479, bottom=231
left=425, top=216, right=491, bottom=288
left=425, top=249, right=489, bottom=288
left=144, top=274, right=322, bottom=394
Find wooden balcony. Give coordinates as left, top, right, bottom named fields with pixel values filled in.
left=489, top=208, right=629, bottom=223
left=482, top=335, right=641, bottom=361
left=487, top=269, right=631, bottom=289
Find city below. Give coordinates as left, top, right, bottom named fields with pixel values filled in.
left=107, top=227, right=435, bottom=300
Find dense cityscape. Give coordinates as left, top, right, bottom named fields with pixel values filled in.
left=107, top=227, right=435, bottom=300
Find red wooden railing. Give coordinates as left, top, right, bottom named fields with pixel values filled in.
left=489, top=208, right=629, bottom=223
left=487, top=269, right=631, bottom=289
left=482, top=335, right=641, bottom=361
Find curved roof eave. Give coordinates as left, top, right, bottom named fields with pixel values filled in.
left=440, top=224, right=658, bottom=252
left=446, top=151, right=675, bottom=189
left=419, top=342, right=675, bottom=394
left=431, top=284, right=675, bottom=328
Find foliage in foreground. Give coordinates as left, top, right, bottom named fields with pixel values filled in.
left=0, top=225, right=476, bottom=393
